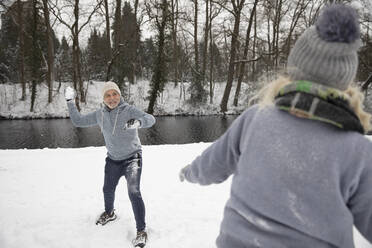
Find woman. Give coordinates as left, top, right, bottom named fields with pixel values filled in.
left=180, top=4, right=372, bottom=248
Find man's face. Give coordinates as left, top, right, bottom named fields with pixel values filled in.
left=103, top=89, right=120, bottom=109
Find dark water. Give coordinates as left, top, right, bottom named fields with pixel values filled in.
left=0, top=115, right=238, bottom=149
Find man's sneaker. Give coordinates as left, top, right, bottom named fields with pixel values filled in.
left=132, top=230, right=147, bottom=247
left=95, top=210, right=117, bottom=225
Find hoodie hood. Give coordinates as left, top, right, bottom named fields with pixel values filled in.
left=101, top=97, right=130, bottom=135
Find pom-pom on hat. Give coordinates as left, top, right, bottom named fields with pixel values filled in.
left=287, top=4, right=361, bottom=91
left=102, top=81, right=121, bottom=99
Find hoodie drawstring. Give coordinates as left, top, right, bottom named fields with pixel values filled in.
left=112, top=109, right=119, bottom=135
left=101, top=98, right=125, bottom=135
left=101, top=108, right=104, bottom=132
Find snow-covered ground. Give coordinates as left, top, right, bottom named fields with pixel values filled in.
left=0, top=143, right=371, bottom=248
left=0, top=80, right=254, bottom=119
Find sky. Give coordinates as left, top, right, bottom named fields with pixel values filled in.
left=1, top=0, right=371, bottom=48
left=0, top=143, right=371, bottom=248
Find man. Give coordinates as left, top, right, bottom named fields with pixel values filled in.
left=65, top=81, right=155, bottom=247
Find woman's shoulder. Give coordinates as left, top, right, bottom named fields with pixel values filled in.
left=240, top=104, right=261, bottom=117
left=239, top=104, right=279, bottom=122
left=351, top=134, right=372, bottom=150
left=336, top=132, right=372, bottom=166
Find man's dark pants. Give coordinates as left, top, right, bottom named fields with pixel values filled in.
left=103, top=152, right=145, bottom=231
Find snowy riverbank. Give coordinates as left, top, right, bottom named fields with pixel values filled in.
left=0, top=80, right=254, bottom=119
left=0, top=143, right=371, bottom=248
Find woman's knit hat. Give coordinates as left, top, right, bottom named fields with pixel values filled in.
left=102, top=81, right=121, bottom=99
left=287, top=4, right=361, bottom=91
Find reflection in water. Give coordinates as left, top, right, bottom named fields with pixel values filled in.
left=0, top=115, right=238, bottom=149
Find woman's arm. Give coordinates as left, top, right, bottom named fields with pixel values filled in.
left=182, top=107, right=258, bottom=185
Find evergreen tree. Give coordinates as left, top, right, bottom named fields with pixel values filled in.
left=100, top=31, right=112, bottom=73
left=112, top=1, right=140, bottom=95
left=139, top=38, right=156, bottom=79
left=85, top=29, right=103, bottom=80
left=0, top=1, right=59, bottom=89
left=86, top=29, right=111, bottom=81
left=0, top=13, right=18, bottom=83
left=0, top=0, right=49, bottom=108
left=0, top=59, right=10, bottom=83
left=121, top=2, right=140, bottom=84
left=171, top=41, right=190, bottom=83
left=208, top=41, right=224, bottom=82
left=0, top=40, right=12, bottom=83
left=28, top=0, right=44, bottom=112
left=55, top=36, right=73, bottom=83
left=147, top=0, right=169, bottom=114
left=358, top=37, right=372, bottom=82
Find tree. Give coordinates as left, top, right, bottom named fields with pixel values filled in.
left=145, top=0, right=169, bottom=114
left=0, top=38, right=11, bottom=83
left=219, top=0, right=246, bottom=113
left=359, top=39, right=372, bottom=89
left=103, top=0, right=112, bottom=61
left=201, top=0, right=209, bottom=87
left=132, top=0, right=141, bottom=85
left=55, top=36, right=73, bottom=85
left=2, top=0, right=54, bottom=110
left=29, top=0, right=43, bottom=112
left=282, top=0, right=312, bottom=59
left=85, top=29, right=111, bottom=80
left=357, top=0, right=372, bottom=83
left=189, top=0, right=208, bottom=105
left=121, top=2, right=140, bottom=85
left=140, top=38, right=157, bottom=79
left=233, top=0, right=259, bottom=106
left=170, top=0, right=179, bottom=86
left=0, top=13, right=15, bottom=84
left=16, top=0, right=26, bottom=100
left=0, top=0, right=25, bottom=97
left=1, top=0, right=59, bottom=103
left=49, top=0, right=104, bottom=106
left=41, top=0, right=55, bottom=103
left=110, top=1, right=141, bottom=98
left=205, top=0, right=224, bottom=103
left=107, top=0, right=122, bottom=81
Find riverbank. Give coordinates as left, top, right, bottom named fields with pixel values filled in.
left=0, top=80, right=254, bottom=119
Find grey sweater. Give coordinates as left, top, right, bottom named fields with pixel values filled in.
left=183, top=105, right=372, bottom=248
left=67, top=98, right=155, bottom=160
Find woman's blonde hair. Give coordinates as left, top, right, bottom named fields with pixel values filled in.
left=250, top=76, right=372, bottom=133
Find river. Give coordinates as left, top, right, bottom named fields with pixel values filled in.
left=0, top=115, right=238, bottom=149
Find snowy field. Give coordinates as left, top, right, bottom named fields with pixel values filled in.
left=0, top=143, right=371, bottom=248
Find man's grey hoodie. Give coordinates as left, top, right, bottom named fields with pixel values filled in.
left=67, top=98, right=155, bottom=160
